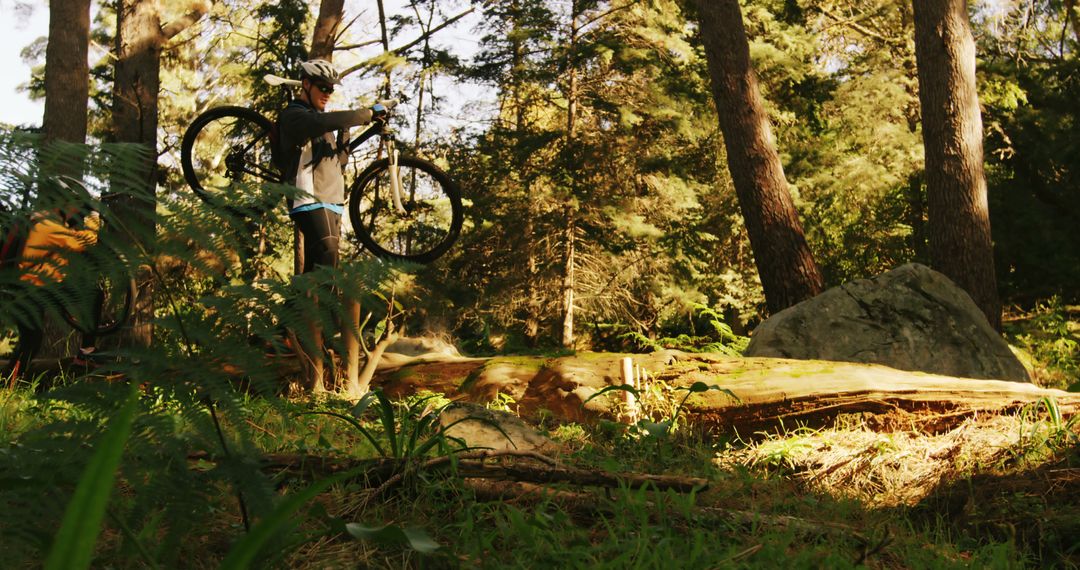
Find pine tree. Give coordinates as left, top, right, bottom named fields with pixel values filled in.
left=694, top=0, right=824, bottom=315
left=912, top=0, right=1001, bottom=330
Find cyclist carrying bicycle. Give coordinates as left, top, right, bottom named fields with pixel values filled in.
left=278, top=59, right=388, bottom=272
left=2, top=178, right=103, bottom=381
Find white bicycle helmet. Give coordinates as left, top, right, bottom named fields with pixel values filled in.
left=299, top=59, right=340, bottom=84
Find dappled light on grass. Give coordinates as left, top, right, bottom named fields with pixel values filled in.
left=716, top=404, right=1080, bottom=506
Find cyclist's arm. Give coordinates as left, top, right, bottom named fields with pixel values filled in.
left=279, top=106, right=378, bottom=141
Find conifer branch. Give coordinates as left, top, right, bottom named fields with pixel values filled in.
left=814, top=5, right=902, bottom=47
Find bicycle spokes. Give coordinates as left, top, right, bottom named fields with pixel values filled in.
left=348, top=156, right=462, bottom=263
left=181, top=107, right=280, bottom=215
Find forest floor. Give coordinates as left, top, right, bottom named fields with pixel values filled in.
left=1, top=307, right=1078, bottom=567
left=255, top=377, right=1080, bottom=568
left=4, top=356, right=1075, bottom=567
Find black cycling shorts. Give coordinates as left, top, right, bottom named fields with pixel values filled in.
left=291, top=208, right=341, bottom=273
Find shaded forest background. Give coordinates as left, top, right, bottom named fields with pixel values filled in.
left=12, top=0, right=1080, bottom=353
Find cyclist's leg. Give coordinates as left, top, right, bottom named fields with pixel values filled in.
left=4, top=309, right=44, bottom=381
left=75, top=285, right=104, bottom=363
left=288, top=208, right=342, bottom=371
left=291, top=208, right=341, bottom=273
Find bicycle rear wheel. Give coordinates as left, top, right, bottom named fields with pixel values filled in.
left=180, top=106, right=281, bottom=214
left=60, top=274, right=137, bottom=336
left=347, top=156, right=463, bottom=264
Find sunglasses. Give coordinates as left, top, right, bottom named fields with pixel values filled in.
left=311, top=81, right=335, bottom=95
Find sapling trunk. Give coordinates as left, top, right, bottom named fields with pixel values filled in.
left=342, top=299, right=362, bottom=397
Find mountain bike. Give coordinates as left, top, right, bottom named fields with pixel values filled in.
left=179, top=98, right=463, bottom=264
left=58, top=270, right=137, bottom=336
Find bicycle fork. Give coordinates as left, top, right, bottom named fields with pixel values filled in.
left=385, top=138, right=406, bottom=215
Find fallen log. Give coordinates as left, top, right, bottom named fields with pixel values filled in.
left=368, top=351, right=1080, bottom=435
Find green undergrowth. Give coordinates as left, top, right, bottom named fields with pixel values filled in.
left=1004, top=298, right=1080, bottom=390
left=5, top=382, right=1076, bottom=568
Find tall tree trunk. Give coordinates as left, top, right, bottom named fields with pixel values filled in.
left=906, top=171, right=928, bottom=262
left=694, top=0, right=824, bottom=315
left=43, top=0, right=91, bottom=144
left=1066, top=0, right=1080, bottom=43
left=524, top=209, right=540, bottom=345
left=560, top=216, right=576, bottom=348
left=559, top=1, right=582, bottom=349
left=912, top=0, right=1001, bottom=331
left=113, top=0, right=164, bottom=347
left=38, top=0, right=93, bottom=361
left=505, top=0, right=542, bottom=346
left=375, top=0, right=392, bottom=99
left=112, top=0, right=210, bottom=346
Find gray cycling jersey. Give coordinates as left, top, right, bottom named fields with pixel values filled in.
left=277, top=100, right=374, bottom=209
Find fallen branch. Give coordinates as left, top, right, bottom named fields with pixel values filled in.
left=463, top=479, right=870, bottom=544
left=453, top=461, right=709, bottom=493
left=188, top=448, right=558, bottom=485
left=365, top=449, right=558, bottom=500
left=202, top=447, right=703, bottom=502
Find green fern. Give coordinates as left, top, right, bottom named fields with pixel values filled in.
left=0, top=129, right=416, bottom=566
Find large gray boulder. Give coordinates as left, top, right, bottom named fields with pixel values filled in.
left=744, top=263, right=1030, bottom=382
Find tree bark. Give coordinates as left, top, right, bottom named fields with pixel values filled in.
left=111, top=0, right=210, bottom=347
left=694, top=0, right=824, bottom=315
left=912, top=0, right=1001, bottom=331
left=560, top=216, right=576, bottom=348
left=112, top=0, right=165, bottom=347
left=38, top=0, right=93, bottom=360
left=1066, top=0, right=1080, bottom=44
left=560, top=1, right=582, bottom=349
left=43, top=0, right=91, bottom=144
left=310, top=0, right=345, bottom=60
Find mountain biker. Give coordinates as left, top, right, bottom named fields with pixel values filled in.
left=1, top=177, right=103, bottom=381
left=277, top=59, right=388, bottom=273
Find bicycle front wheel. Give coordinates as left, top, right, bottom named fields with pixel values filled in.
left=60, top=274, right=137, bottom=336
left=180, top=106, right=281, bottom=214
left=348, top=156, right=463, bottom=263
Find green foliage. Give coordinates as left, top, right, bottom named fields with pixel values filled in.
left=583, top=379, right=738, bottom=463
left=305, top=388, right=487, bottom=461
left=1003, top=397, right=1080, bottom=469
left=1004, top=298, right=1080, bottom=390
left=44, top=384, right=139, bottom=570
left=975, top=3, right=1080, bottom=304
left=431, top=0, right=767, bottom=350
left=0, top=130, right=416, bottom=566
left=218, top=414, right=443, bottom=566
left=11, top=0, right=1080, bottom=565
left=593, top=303, right=749, bottom=355
left=247, top=0, right=311, bottom=114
